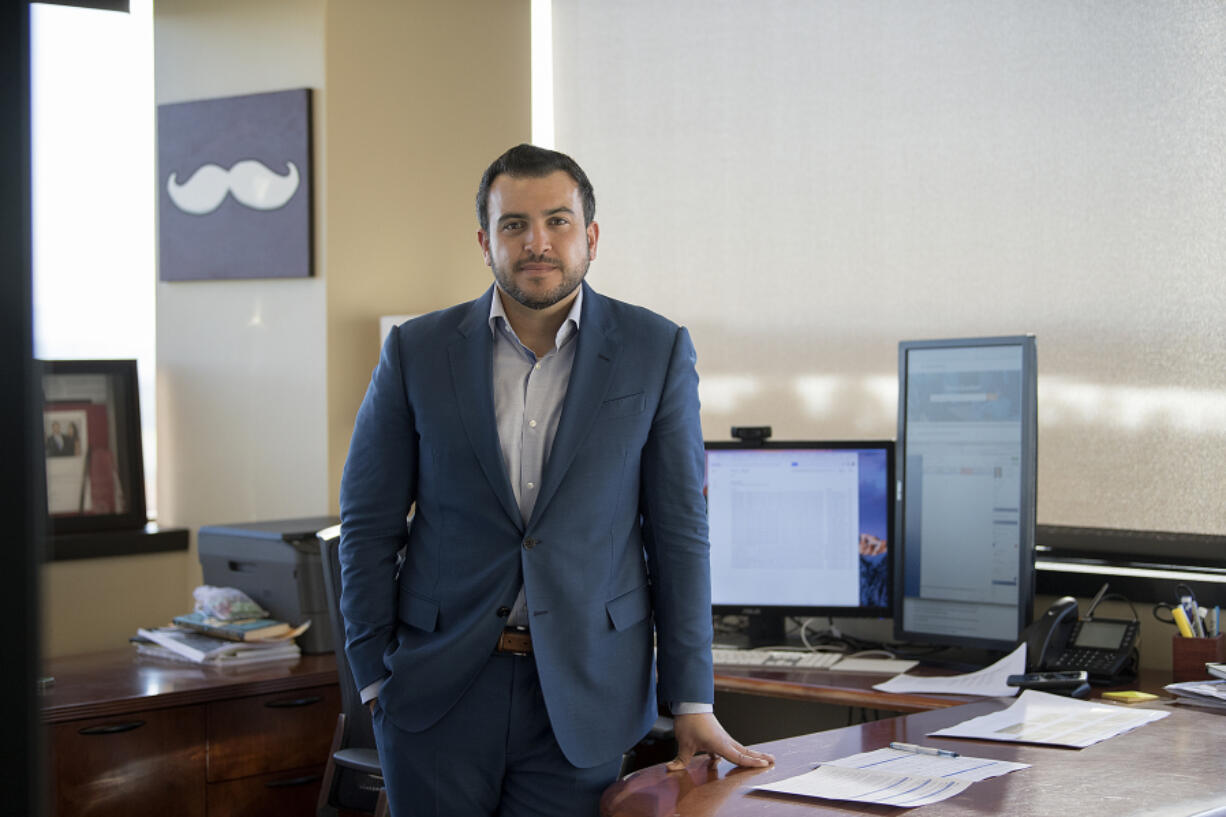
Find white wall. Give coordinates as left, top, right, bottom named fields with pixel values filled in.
left=553, top=0, right=1226, bottom=537
left=154, top=0, right=331, bottom=565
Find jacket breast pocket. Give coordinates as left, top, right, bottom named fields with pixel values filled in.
left=606, top=584, right=651, bottom=631
left=399, top=587, right=439, bottom=632
left=599, top=392, right=645, bottom=420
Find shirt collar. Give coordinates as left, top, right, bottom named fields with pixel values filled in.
left=488, top=285, right=583, bottom=350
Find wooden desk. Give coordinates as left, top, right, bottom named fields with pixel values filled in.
left=603, top=695, right=1226, bottom=817
left=714, top=666, right=980, bottom=713
left=42, top=649, right=341, bottom=817
left=713, top=665, right=1174, bottom=711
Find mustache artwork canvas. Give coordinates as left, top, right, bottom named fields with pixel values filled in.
left=157, top=88, right=312, bottom=280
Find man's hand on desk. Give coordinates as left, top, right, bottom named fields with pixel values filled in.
left=666, top=712, right=774, bottom=771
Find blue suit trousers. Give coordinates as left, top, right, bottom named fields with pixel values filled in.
left=372, top=651, right=623, bottom=817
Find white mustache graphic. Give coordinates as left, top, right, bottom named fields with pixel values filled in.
left=166, top=159, right=300, bottom=215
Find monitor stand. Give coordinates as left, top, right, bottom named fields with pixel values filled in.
left=744, top=612, right=787, bottom=648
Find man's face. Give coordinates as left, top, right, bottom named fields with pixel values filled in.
left=478, top=170, right=598, bottom=311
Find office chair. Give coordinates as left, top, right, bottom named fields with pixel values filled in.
left=317, top=527, right=390, bottom=817
left=619, top=714, right=677, bottom=778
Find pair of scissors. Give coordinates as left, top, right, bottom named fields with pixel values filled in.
left=1153, top=583, right=1200, bottom=630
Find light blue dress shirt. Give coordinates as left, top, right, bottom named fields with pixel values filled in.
left=489, top=287, right=582, bottom=625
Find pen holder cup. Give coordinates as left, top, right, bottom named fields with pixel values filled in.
left=1172, top=633, right=1226, bottom=682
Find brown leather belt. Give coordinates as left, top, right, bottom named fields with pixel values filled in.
left=495, top=627, right=532, bottom=655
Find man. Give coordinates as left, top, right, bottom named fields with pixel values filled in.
left=339, top=144, right=771, bottom=817
left=46, top=420, right=69, bottom=457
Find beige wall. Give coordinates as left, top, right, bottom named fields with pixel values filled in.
left=42, top=0, right=531, bottom=658
left=324, top=0, right=531, bottom=507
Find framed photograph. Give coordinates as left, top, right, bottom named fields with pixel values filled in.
left=40, top=359, right=147, bottom=534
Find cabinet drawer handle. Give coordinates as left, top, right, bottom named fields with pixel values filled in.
left=265, top=773, right=322, bottom=789
left=78, top=720, right=145, bottom=735
left=265, top=695, right=322, bottom=709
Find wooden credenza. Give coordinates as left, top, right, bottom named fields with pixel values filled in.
left=41, top=649, right=341, bottom=817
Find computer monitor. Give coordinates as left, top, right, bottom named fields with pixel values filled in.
left=893, top=336, right=1038, bottom=660
left=705, top=440, right=895, bottom=646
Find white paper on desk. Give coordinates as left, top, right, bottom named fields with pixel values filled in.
left=828, top=745, right=1029, bottom=780
left=871, top=642, right=1026, bottom=696
left=830, top=656, right=919, bottom=674
left=755, top=747, right=1028, bottom=807
left=756, top=764, right=972, bottom=808
left=1167, top=680, right=1226, bottom=701
left=825, top=747, right=1030, bottom=782
left=929, top=689, right=1169, bottom=748
left=1163, top=680, right=1226, bottom=710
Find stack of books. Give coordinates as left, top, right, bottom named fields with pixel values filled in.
left=134, top=613, right=310, bottom=666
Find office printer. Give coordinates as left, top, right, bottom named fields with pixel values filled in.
left=198, top=516, right=338, bottom=654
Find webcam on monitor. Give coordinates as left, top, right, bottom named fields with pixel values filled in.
left=730, top=426, right=772, bottom=444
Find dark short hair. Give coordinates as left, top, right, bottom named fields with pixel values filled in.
left=475, top=143, right=596, bottom=233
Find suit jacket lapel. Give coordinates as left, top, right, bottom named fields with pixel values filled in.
left=448, top=287, right=523, bottom=530
left=529, top=283, right=620, bottom=527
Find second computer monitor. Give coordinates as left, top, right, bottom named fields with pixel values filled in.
left=705, top=440, right=895, bottom=644
left=893, top=336, right=1038, bottom=655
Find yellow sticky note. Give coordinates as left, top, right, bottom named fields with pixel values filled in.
left=1102, top=690, right=1158, bottom=703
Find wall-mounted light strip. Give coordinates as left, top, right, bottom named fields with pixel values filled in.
left=1036, top=559, right=1226, bottom=584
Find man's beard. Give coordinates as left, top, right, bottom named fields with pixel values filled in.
left=493, top=254, right=588, bottom=311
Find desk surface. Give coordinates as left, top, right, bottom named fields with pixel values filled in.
left=603, top=695, right=1226, bottom=817
left=714, top=666, right=980, bottom=712
left=713, top=665, right=1174, bottom=712
left=40, top=648, right=339, bottom=723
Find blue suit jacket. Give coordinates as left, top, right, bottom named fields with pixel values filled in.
left=338, top=283, right=714, bottom=768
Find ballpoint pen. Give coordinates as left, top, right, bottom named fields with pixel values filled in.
left=1192, top=605, right=1206, bottom=638
left=1179, top=598, right=1201, bottom=637
left=889, top=742, right=959, bottom=758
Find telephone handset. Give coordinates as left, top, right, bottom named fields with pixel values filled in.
left=1021, top=591, right=1139, bottom=683
left=1024, top=596, right=1078, bottom=670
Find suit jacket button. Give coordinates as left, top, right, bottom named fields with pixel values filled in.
left=523, top=538, right=537, bottom=550
left=496, top=606, right=511, bottom=617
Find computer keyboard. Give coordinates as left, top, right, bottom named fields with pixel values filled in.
left=711, top=648, right=843, bottom=669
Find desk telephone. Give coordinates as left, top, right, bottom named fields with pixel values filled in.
left=1022, top=589, right=1139, bottom=684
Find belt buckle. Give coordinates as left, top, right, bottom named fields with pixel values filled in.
left=501, top=626, right=531, bottom=656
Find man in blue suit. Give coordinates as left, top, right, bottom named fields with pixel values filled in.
left=339, top=144, right=772, bottom=817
